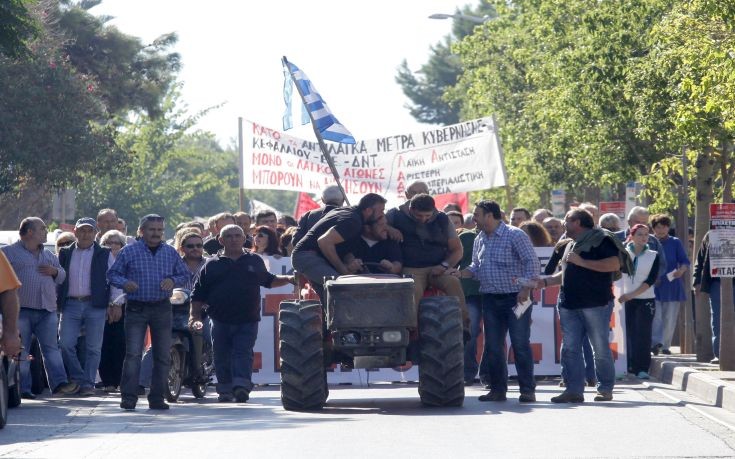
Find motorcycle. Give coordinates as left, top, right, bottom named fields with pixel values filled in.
left=167, top=288, right=214, bottom=402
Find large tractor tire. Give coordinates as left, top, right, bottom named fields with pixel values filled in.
left=417, top=296, right=465, bottom=407
left=279, top=300, right=328, bottom=411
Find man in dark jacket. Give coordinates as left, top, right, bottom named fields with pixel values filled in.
left=189, top=224, right=294, bottom=403
left=58, top=217, right=112, bottom=396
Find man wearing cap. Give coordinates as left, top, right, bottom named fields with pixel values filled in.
left=57, top=218, right=113, bottom=396
left=108, top=214, right=189, bottom=410
left=292, top=185, right=345, bottom=247
left=1, top=217, right=79, bottom=398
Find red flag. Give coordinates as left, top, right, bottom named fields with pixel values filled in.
left=293, top=192, right=320, bottom=220
left=434, top=192, right=469, bottom=213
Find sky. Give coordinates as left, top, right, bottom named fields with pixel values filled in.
left=92, top=0, right=471, bottom=147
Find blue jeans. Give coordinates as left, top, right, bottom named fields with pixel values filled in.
left=59, top=299, right=107, bottom=389
left=18, top=308, right=70, bottom=393
left=482, top=293, right=535, bottom=394
left=120, top=302, right=172, bottom=404
left=559, top=305, right=615, bottom=394
left=464, top=295, right=482, bottom=381
left=211, top=319, right=258, bottom=395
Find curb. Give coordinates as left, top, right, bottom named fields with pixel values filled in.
left=649, top=355, right=735, bottom=412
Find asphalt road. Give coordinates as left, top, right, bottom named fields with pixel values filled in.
left=1, top=379, right=734, bottom=458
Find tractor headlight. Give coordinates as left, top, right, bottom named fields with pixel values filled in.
left=382, top=330, right=402, bottom=343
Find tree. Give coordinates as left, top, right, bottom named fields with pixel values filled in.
left=0, top=23, right=122, bottom=195
left=0, top=0, right=40, bottom=58
left=450, top=0, right=672, bottom=209
left=75, top=88, right=237, bottom=229
left=58, top=0, right=181, bottom=118
left=626, top=1, right=735, bottom=363
left=395, top=2, right=495, bottom=126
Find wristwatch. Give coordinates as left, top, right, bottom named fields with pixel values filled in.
left=440, top=261, right=450, bottom=269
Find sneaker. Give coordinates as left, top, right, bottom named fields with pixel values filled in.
left=218, top=393, right=234, bottom=403
left=651, top=343, right=662, bottom=356
left=518, top=393, right=536, bottom=403
left=586, top=378, right=597, bottom=388
left=594, top=391, right=613, bottom=401
left=52, top=382, right=80, bottom=396
left=551, top=392, right=584, bottom=403
left=21, top=392, right=36, bottom=400
left=233, top=386, right=250, bottom=403
left=478, top=391, right=506, bottom=402
left=636, top=371, right=650, bottom=380
left=103, top=385, right=118, bottom=393
left=661, top=349, right=672, bottom=355
left=78, top=386, right=96, bottom=397
left=120, top=400, right=136, bottom=411
left=711, top=357, right=720, bottom=364
left=148, top=400, right=170, bottom=410
left=558, top=380, right=566, bottom=387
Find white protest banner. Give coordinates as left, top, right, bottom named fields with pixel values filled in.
left=242, top=118, right=506, bottom=205
left=251, top=250, right=627, bottom=385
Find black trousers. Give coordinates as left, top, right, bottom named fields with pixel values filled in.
left=625, top=298, right=655, bottom=374
left=98, top=313, right=126, bottom=387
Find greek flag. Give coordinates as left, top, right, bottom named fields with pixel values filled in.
left=282, top=68, right=310, bottom=130
left=283, top=59, right=356, bottom=144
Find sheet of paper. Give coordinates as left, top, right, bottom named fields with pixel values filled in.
left=666, top=270, right=677, bottom=282
left=513, top=298, right=533, bottom=319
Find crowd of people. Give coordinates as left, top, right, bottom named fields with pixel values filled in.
left=0, top=180, right=714, bottom=410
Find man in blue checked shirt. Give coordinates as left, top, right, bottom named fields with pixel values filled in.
left=450, top=200, right=540, bottom=403
left=108, top=214, right=189, bottom=411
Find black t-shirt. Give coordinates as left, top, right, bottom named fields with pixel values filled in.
left=339, top=237, right=402, bottom=273
left=203, top=236, right=222, bottom=256
left=293, top=206, right=363, bottom=253
left=191, top=252, right=275, bottom=323
left=293, top=205, right=339, bottom=246
left=559, top=237, right=618, bottom=309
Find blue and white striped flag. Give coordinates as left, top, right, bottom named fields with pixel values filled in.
left=283, top=59, right=356, bottom=144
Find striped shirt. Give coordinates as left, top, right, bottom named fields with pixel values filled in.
left=107, top=240, right=189, bottom=302
left=467, top=222, right=540, bottom=294
left=2, top=241, right=66, bottom=311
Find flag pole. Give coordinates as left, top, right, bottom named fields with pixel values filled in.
left=282, top=56, right=351, bottom=206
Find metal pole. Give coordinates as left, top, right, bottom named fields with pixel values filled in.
left=238, top=117, right=246, bottom=212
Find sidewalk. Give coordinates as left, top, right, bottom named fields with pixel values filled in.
left=649, top=350, right=735, bottom=413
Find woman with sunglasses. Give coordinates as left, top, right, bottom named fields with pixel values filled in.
left=252, top=226, right=281, bottom=258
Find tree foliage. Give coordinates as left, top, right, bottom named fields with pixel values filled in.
left=450, top=0, right=679, bottom=209
left=395, top=2, right=496, bottom=126
left=0, top=0, right=180, bottom=196
left=0, top=0, right=40, bottom=58
left=75, top=88, right=239, bottom=229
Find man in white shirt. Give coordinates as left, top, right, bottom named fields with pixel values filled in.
left=58, top=218, right=113, bottom=396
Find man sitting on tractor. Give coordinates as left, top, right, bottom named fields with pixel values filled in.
left=292, top=193, right=387, bottom=301
left=340, top=214, right=403, bottom=275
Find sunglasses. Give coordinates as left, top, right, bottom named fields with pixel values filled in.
left=184, top=243, right=203, bottom=249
